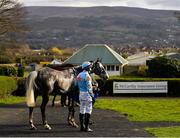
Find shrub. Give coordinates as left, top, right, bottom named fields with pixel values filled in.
left=123, top=65, right=139, bottom=75
left=12, top=77, right=26, bottom=96
left=17, top=66, right=24, bottom=77
left=0, top=65, right=17, bottom=76
left=0, top=55, right=14, bottom=64
left=147, top=56, right=180, bottom=78
left=138, top=65, right=148, bottom=77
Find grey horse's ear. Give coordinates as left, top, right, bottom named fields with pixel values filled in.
left=97, top=58, right=102, bottom=62
left=96, top=58, right=100, bottom=62
left=89, top=60, right=94, bottom=65
left=94, top=58, right=98, bottom=64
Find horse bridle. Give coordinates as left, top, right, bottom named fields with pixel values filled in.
left=91, top=61, right=106, bottom=76
left=90, top=62, right=107, bottom=89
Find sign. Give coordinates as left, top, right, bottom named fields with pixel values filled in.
left=113, top=81, right=168, bottom=94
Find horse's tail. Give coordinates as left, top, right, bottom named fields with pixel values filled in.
left=26, top=71, right=38, bottom=107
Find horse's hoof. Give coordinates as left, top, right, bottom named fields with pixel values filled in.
left=68, top=120, right=73, bottom=126
left=30, top=125, right=37, bottom=130
left=73, top=123, right=79, bottom=128
left=44, top=124, right=52, bottom=130
left=69, top=121, right=79, bottom=128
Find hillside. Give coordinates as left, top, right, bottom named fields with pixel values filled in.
left=23, top=6, right=180, bottom=48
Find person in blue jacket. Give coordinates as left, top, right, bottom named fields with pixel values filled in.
left=77, top=61, right=94, bottom=132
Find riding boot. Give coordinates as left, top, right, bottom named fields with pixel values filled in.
left=85, top=113, right=93, bottom=132
left=79, top=113, right=85, bottom=131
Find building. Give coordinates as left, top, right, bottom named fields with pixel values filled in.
left=50, top=59, right=62, bottom=65
left=127, top=52, right=155, bottom=66
left=63, top=44, right=128, bottom=76
left=166, top=52, right=180, bottom=60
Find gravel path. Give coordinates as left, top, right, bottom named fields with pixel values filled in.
left=0, top=102, right=177, bottom=137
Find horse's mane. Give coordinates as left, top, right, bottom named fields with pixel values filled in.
left=74, top=65, right=83, bottom=74
left=47, top=63, right=75, bottom=71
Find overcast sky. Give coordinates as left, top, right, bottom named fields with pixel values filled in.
left=19, top=0, right=180, bottom=11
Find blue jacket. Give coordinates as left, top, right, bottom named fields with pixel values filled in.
left=77, top=71, right=93, bottom=93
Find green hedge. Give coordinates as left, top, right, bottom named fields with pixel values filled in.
left=97, top=77, right=180, bottom=96
left=17, top=67, right=24, bottom=77
left=2, top=75, right=179, bottom=97
left=0, top=65, right=17, bottom=76
left=0, top=76, right=18, bottom=98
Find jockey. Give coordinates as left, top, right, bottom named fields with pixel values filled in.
left=77, top=61, right=94, bottom=132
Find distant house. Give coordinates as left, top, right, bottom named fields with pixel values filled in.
left=63, top=44, right=128, bottom=76
left=124, top=52, right=156, bottom=74
left=166, top=53, right=180, bottom=60
left=127, top=52, right=155, bottom=66
left=50, top=59, right=62, bottom=65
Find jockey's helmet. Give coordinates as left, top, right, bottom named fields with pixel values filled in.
left=82, top=61, right=92, bottom=70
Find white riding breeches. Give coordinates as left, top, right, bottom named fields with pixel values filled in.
left=79, top=92, right=93, bottom=114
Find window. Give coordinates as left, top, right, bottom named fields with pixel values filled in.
left=116, top=66, right=119, bottom=71
left=107, top=65, right=110, bottom=71
left=107, top=65, right=115, bottom=71
left=110, top=65, right=115, bottom=71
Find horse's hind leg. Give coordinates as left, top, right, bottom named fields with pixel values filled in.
left=29, top=95, right=38, bottom=130
left=41, top=95, right=51, bottom=130
left=52, top=94, right=56, bottom=107
left=61, top=93, right=67, bottom=107
left=68, top=99, right=78, bottom=128
left=29, top=107, right=37, bottom=130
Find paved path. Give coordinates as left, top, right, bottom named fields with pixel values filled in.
left=0, top=102, right=160, bottom=137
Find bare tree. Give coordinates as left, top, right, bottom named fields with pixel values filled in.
left=0, top=0, right=26, bottom=36
left=174, top=11, right=180, bottom=21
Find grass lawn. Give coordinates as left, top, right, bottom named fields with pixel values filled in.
left=94, top=98, right=180, bottom=137
left=95, top=98, right=180, bottom=122
left=0, top=96, right=25, bottom=105
left=24, top=71, right=29, bottom=77
left=146, top=126, right=180, bottom=137
left=0, top=95, right=60, bottom=105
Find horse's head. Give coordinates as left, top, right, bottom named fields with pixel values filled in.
left=91, top=59, right=109, bottom=80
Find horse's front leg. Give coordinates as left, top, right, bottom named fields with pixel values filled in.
left=41, top=95, right=51, bottom=130
left=68, top=98, right=78, bottom=128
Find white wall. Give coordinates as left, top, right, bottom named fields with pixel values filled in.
left=104, top=64, right=122, bottom=76
left=107, top=71, right=120, bottom=76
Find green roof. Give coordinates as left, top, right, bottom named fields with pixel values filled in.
left=64, top=44, right=128, bottom=65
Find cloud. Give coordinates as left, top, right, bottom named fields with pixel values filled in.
left=145, top=0, right=180, bottom=10
left=19, top=0, right=180, bottom=10
left=20, top=0, right=129, bottom=7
